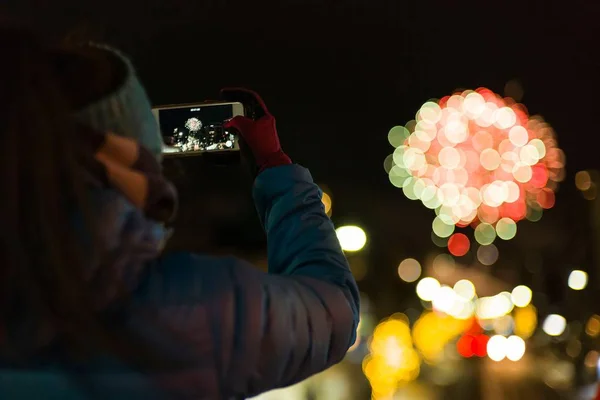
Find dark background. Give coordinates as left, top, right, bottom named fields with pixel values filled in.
left=4, top=0, right=600, bottom=320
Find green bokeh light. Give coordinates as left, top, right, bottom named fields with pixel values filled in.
left=474, top=223, right=496, bottom=245
left=388, top=126, right=410, bottom=148
left=432, top=216, right=455, bottom=238
left=496, top=218, right=517, bottom=240
left=389, top=166, right=410, bottom=188
left=526, top=206, right=543, bottom=222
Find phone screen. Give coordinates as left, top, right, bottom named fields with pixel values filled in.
left=154, top=103, right=242, bottom=155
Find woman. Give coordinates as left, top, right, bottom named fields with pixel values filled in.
left=0, top=25, right=359, bottom=399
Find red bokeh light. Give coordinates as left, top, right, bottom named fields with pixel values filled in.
left=457, top=335, right=475, bottom=357
left=448, top=233, right=470, bottom=256
left=473, top=334, right=489, bottom=357
left=457, top=334, right=489, bottom=358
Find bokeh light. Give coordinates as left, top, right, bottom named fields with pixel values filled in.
left=477, top=244, right=499, bottom=265
left=412, top=311, right=469, bottom=364
left=487, top=335, right=508, bottom=362
left=568, top=270, right=588, bottom=291
left=505, top=335, right=526, bottom=361
left=386, top=88, right=565, bottom=253
left=511, top=285, right=532, bottom=308
left=454, top=279, right=476, bottom=301
left=416, top=277, right=440, bottom=302
left=514, top=305, right=537, bottom=339
left=398, top=258, right=422, bottom=283
left=363, top=315, right=420, bottom=397
left=336, top=225, right=367, bottom=252
left=496, top=218, right=517, bottom=240
left=321, top=192, right=332, bottom=215
left=586, top=315, right=600, bottom=338
left=575, top=171, right=592, bottom=191
left=448, top=233, right=470, bottom=257
left=543, top=314, right=567, bottom=337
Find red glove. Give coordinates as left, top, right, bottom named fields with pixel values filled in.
left=221, top=88, right=291, bottom=174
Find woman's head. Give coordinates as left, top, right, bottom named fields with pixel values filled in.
left=0, top=24, right=170, bottom=362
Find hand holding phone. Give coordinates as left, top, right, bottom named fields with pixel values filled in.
left=152, top=102, right=244, bottom=157
left=221, top=88, right=291, bottom=175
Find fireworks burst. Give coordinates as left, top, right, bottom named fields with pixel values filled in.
left=386, top=88, right=565, bottom=255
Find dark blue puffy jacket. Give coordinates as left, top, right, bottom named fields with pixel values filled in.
left=0, top=164, right=360, bottom=399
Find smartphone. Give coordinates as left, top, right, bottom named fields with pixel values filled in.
left=152, top=102, right=245, bottom=156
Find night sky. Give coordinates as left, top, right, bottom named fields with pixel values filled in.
left=5, top=0, right=600, bottom=316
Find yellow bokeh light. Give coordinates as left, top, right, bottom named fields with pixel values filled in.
left=585, top=351, right=600, bottom=369
left=568, top=270, right=588, bottom=291
left=586, top=315, right=600, bottom=338
left=364, top=317, right=421, bottom=396
left=511, top=285, right=532, bottom=308
left=412, top=311, right=468, bottom=364
left=583, top=183, right=597, bottom=200
left=514, top=305, right=537, bottom=339
left=321, top=192, right=332, bottom=215
left=575, top=171, right=592, bottom=191
left=336, top=225, right=367, bottom=252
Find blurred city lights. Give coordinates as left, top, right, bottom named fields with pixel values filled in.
left=476, top=293, right=514, bottom=319
left=477, top=244, right=499, bottom=265
left=412, top=311, right=469, bottom=364
left=543, top=314, right=567, bottom=337
left=457, top=334, right=489, bottom=358
left=335, top=225, right=367, bottom=252
left=454, top=279, right=476, bottom=301
left=432, top=286, right=456, bottom=314
left=321, top=192, right=332, bottom=215
left=398, top=258, right=422, bottom=283
left=495, top=218, right=517, bottom=240
left=568, top=269, right=588, bottom=291
left=586, top=315, right=600, bottom=338
left=575, top=170, right=592, bottom=191
left=363, top=316, right=420, bottom=397
left=492, top=315, right=515, bottom=336
left=514, top=305, right=537, bottom=339
left=432, top=253, right=456, bottom=277
left=505, top=335, right=526, bottom=361
left=416, top=277, right=440, bottom=301
left=487, top=335, right=508, bottom=362
left=511, top=285, right=532, bottom=308
left=386, top=88, right=565, bottom=254
left=584, top=351, right=600, bottom=369
left=448, top=233, right=470, bottom=257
